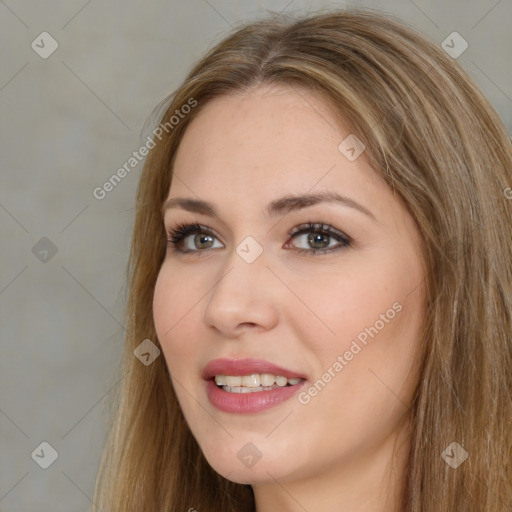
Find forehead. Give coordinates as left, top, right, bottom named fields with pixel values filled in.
left=173, top=86, right=376, bottom=191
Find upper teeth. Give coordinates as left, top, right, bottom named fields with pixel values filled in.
left=215, top=374, right=301, bottom=387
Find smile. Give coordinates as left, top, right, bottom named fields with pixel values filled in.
left=202, top=358, right=307, bottom=413
left=215, top=373, right=302, bottom=392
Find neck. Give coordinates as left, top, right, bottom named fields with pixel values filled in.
left=252, top=417, right=411, bottom=512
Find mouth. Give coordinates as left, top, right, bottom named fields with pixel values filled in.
left=202, top=358, right=308, bottom=413
left=212, top=373, right=304, bottom=393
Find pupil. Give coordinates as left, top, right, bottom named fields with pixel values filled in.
left=196, top=233, right=213, bottom=249
left=308, top=232, right=329, bottom=249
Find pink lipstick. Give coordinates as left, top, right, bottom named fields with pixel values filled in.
left=202, top=358, right=307, bottom=414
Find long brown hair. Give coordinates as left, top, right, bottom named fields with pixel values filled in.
left=93, top=7, right=512, bottom=511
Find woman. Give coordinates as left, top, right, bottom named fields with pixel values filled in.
left=93, top=7, right=512, bottom=511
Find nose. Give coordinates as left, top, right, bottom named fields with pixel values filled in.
left=203, top=246, right=279, bottom=338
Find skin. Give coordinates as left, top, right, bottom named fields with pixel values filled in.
left=153, top=84, right=426, bottom=512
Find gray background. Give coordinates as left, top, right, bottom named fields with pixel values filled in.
left=1, top=0, right=510, bottom=510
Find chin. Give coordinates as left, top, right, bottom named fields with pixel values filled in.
left=201, top=450, right=267, bottom=484
left=199, top=439, right=309, bottom=486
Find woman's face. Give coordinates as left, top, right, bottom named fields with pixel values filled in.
left=153, top=84, right=426, bottom=489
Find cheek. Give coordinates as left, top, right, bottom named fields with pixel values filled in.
left=285, top=262, right=398, bottom=352
left=152, top=267, right=197, bottom=372
left=292, top=251, right=423, bottom=397
left=293, top=289, right=422, bottom=462
left=153, top=263, right=201, bottom=332
left=153, top=269, right=175, bottom=340
left=152, top=268, right=208, bottom=428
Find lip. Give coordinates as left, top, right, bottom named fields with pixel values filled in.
left=202, top=358, right=307, bottom=414
left=205, top=379, right=307, bottom=414
left=202, top=358, right=306, bottom=380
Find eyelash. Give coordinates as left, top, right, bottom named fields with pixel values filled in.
left=165, top=221, right=352, bottom=256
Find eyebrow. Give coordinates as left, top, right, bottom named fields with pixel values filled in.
left=161, top=191, right=376, bottom=221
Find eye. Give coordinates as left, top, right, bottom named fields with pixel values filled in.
left=285, top=222, right=351, bottom=255
left=166, top=222, right=222, bottom=253
left=165, top=221, right=351, bottom=255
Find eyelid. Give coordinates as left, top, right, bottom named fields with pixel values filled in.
left=288, top=221, right=347, bottom=238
